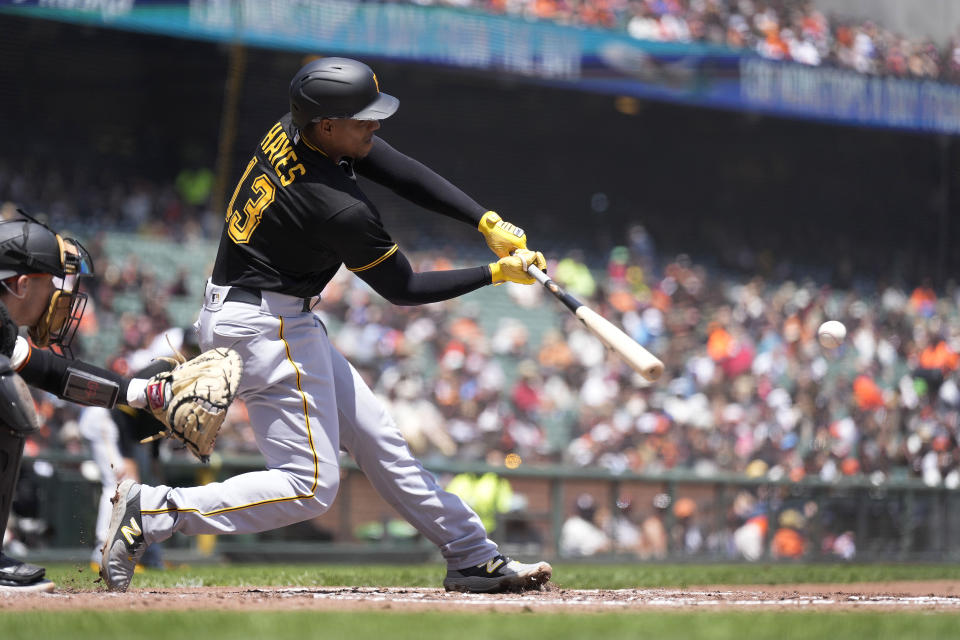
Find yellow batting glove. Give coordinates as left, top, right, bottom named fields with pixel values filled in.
left=489, top=249, right=546, bottom=285
left=478, top=211, right=527, bottom=258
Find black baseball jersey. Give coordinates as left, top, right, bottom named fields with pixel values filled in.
left=0, top=300, right=16, bottom=358
left=212, top=114, right=400, bottom=298
left=114, top=405, right=162, bottom=459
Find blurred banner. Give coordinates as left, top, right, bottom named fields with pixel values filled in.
left=3, top=0, right=960, bottom=133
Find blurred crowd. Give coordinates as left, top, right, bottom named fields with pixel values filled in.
left=0, top=158, right=217, bottom=241
left=10, top=206, right=960, bottom=491
left=231, top=230, right=959, bottom=494
left=555, top=489, right=860, bottom=561
left=2, top=191, right=956, bottom=564
left=5, top=145, right=960, bottom=560
left=388, top=0, right=960, bottom=83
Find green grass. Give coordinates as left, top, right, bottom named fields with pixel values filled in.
left=3, top=611, right=960, bottom=640
left=43, top=561, right=960, bottom=591
left=11, top=563, right=960, bottom=640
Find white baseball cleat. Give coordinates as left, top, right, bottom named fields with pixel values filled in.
left=443, top=555, right=552, bottom=593
left=99, top=479, right=148, bottom=592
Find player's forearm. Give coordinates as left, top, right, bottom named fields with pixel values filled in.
left=358, top=137, right=487, bottom=226
left=359, top=250, right=491, bottom=305
left=15, top=341, right=174, bottom=409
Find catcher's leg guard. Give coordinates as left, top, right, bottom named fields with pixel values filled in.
left=0, top=425, right=25, bottom=550
left=0, top=417, right=49, bottom=589
left=0, top=354, right=47, bottom=588
left=0, top=354, right=40, bottom=534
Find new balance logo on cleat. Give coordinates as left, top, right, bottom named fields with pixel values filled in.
left=443, top=555, right=552, bottom=593
left=121, top=518, right=142, bottom=546
left=481, top=557, right=504, bottom=574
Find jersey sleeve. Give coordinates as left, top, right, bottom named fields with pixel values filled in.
left=357, top=248, right=491, bottom=306
left=356, top=137, right=487, bottom=226
left=323, top=201, right=399, bottom=273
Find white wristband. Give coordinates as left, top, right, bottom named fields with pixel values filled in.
left=127, top=378, right=148, bottom=408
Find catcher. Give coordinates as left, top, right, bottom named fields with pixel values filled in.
left=0, top=215, right=241, bottom=593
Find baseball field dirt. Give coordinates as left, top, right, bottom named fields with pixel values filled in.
left=3, top=581, right=960, bottom=612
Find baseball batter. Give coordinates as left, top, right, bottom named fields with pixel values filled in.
left=101, top=57, right=552, bottom=594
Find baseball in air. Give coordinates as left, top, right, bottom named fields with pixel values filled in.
left=817, top=320, right=846, bottom=349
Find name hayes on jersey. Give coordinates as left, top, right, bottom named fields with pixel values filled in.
left=260, top=121, right=306, bottom=187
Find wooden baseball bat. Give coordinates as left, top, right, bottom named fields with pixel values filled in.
left=526, top=264, right=664, bottom=382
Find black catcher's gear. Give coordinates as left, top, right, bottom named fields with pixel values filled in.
left=289, top=57, right=398, bottom=129
left=0, top=353, right=41, bottom=558
left=0, top=220, right=66, bottom=279
left=0, top=355, right=39, bottom=437
left=61, top=368, right=121, bottom=408
left=0, top=302, right=16, bottom=359
left=0, top=427, right=25, bottom=552
left=0, top=219, right=93, bottom=351
left=0, top=553, right=45, bottom=587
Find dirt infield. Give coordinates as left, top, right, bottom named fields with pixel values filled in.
left=4, top=581, right=960, bottom=612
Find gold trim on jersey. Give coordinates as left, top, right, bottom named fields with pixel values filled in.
left=348, top=244, right=398, bottom=272
left=141, top=318, right=323, bottom=519
left=299, top=132, right=327, bottom=156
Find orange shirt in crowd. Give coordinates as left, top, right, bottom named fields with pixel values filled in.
left=920, top=341, right=959, bottom=372
left=853, top=375, right=885, bottom=410
left=707, top=325, right=733, bottom=361
left=772, top=528, right=805, bottom=558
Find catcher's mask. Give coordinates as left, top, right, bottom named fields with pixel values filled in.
left=0, top=218, right=93, bottom=354
left=32, top=234, right=93, bottom=353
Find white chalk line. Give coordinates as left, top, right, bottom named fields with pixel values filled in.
left=262, top=587, right=960, bottom=609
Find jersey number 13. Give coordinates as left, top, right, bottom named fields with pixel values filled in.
left=226, top=157, right=277, bottom=244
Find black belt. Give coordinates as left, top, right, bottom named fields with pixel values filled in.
left=224, top=286, right=313, bottom=312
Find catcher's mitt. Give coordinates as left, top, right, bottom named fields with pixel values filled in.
left=142, top=347, right=243, bottom=462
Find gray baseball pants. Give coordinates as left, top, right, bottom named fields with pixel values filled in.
left=137, top=282, right=498, bottom=569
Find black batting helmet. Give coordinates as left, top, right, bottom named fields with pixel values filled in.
left=289, top=57, right=399, bottom=129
